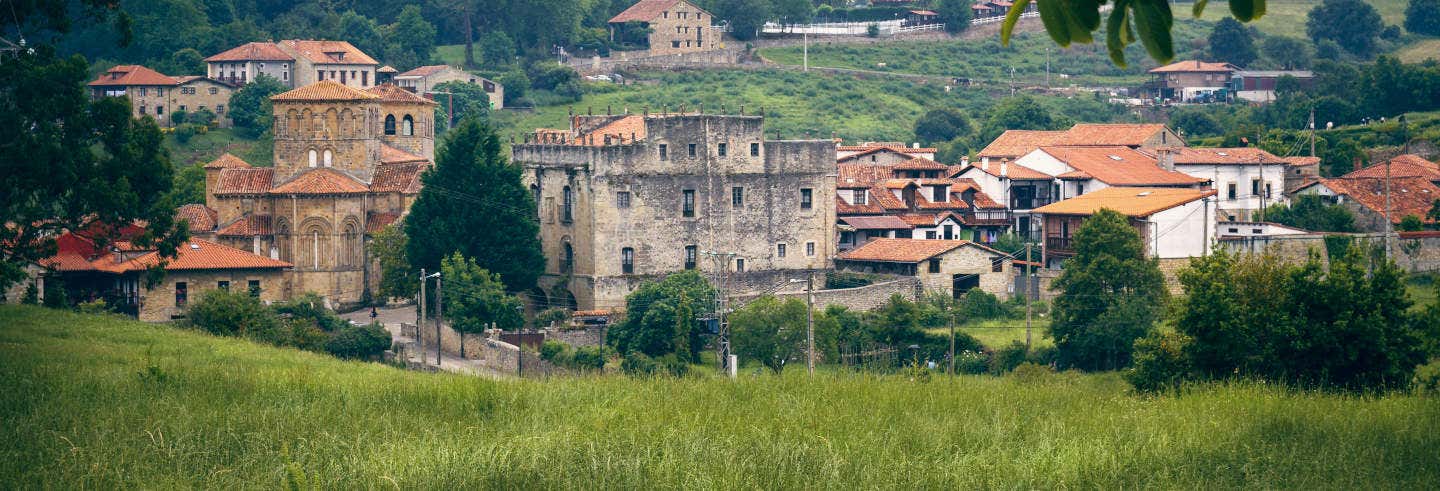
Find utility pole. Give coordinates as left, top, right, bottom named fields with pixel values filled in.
left=803, top=32, right=809, bottom=72
left=434, top=272, right=443, bottom=366
left=1385, top=157, right=1394, bottom=258
left=419, top=268, right=426, bottom=364
left=1025, top=243, right=1033, bottom=351
left=806, top=271, right=815, bottom=376
left=1309, top=107, right=1317, bottom=157
left=1045, top=46, right=1051, bottom=89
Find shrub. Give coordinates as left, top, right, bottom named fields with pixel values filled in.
left=866, top=24, right=880, bottom=38
left=989, top=341, right=1029, bottom=374
left=540, top=340, right=566, bottom=361
left=1127, top=331, right=1195, bottom=394
left=173, top=123, right=197, bottom=143
left=187, top=289, right=279, bottom=337
left=325, top=323, right=392, bottom=360
left=1413, top=360, right=1440, bottom=394
left=1010, top=362, right=1055, bottom=383
left=76, top=298, right=109, bottom=315
left=20, top=282, right=38, bottom=305
left=275, top=293, right=347, bottom=331
left=959, top=289, right=1010, bottom=320
left=571, top=346, right=607, bottom=371
left=1026, top=345, right=1058, bottom=366
left=621, top=351, right=687, bottom=377
left=189, top=108, right=216, bottom=128
left=954, top=350, right=989, bottom=374
left=170, top=109, right=188, bottom=126
left=535, top=308, right=570, bottom=328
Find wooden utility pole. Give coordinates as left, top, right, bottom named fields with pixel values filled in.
left=1025, top=243, right=1033, bottom=351
left=435, top=273, right=443, bottom=365
left=1385, top=157, right=1394, bottom=257
left=806, top=271, right=816, bottom=376
left=419, top=268, right=426, bottom=364
left=1309, top=108, right=1317, bottom=157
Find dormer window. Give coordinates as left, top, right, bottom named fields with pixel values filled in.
left=854, top=190, right=867, bottom=205
left=932, top=186, right=947, bottom=202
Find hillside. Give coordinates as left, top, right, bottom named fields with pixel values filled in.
left=3, top=306, right=1438, bottom=487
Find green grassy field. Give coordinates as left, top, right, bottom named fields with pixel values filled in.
left=927, top=318, right=1055, bottom=350
left=4, top=305, right=1438, bottom=488
left=163, top=127, right=271, bottom=167
left=1236, top=0, right=1409, bottom=39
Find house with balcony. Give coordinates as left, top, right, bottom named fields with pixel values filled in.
left=1032, top=187, right=1217, bottom=272
left=1147, top=60, right=1238, bottom=103
left=205, top=42, right=296, bottom=87
left=836, top=158, right=1010, bottom=251
left=1146, top=147, right=1289, bottom=221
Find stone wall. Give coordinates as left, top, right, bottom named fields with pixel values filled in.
left=478, top=335, right=561, bottom=377
left=139, top=268, right=286, bottom=322
left=412, top=319, right=488, bottom=360
left=732, top=276, right=921, bottom=312
left=542, top=325, right=607, bottom=347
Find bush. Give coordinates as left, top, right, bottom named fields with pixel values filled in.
left=275, top=293, right=347, bottom=331
left=954, top=350, right=989, bottom=374
left=170, top=109, right=188, bottom=126
left=1413, top=360, right=1440, bottom=394
left=539, top=340, right=565, bottom=361
left=76, top=298, right=109, bottom=315
left=189, top=108, right=216, bottom=128
left=866, top=24, right=880, bottom=38
left=959, top=289, right=1011, bottom=320
left=187, top=289, right=279, bottom=337
left=988, top=341, right=1029, bottom=374
left=21, top=282, right=38, bottom=305
left=1010, top=362, right=1055, bottom=383
left=1026, top=345, right=1058, bottom=366
left=571, top=346, right=607, bottom=371
left=1127, top=331, right=1195, bottom=394
left=621, top=351, right=687, bottom=377
left=325, top=323, right=392, bottom=360
left=173, top=123, right=197, bottom=143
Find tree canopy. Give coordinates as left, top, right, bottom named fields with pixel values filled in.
left=1306, top=0, right=1383, bottom=58
left=1207, top=17, right=1256, bottom=67
left=729, top=295, right=838, bottom=373
left=227, top=74, right=287, bottom=138
left=1407, top=0, right=1440, bottom=36
left=1263, top=195, right=1358, bottom=233
left=607, top=270, right=717, bottom=364
left=442, top=252, right=525, bottom=334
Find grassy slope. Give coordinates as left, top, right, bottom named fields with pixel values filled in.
left=3, top=306, right=1439, bottom=488
left=1240, top=0, right=1409, bottom=39
left=163, top=127, right=271, bottom=168
left=1397, top=39, right=1440, bottom=63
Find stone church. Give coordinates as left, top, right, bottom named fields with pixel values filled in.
left=180, top=80, right=436, bottom=306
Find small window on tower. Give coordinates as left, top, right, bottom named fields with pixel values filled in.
left=751, top=143, right=760, bottom=156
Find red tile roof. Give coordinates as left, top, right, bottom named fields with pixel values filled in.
left=175, top=204, right=218, bottom=233
left=214, top=168, right=274, bottom=195
left=216, top=214, right=274, bottom=236
left=1342, top=154, right=1440, bottom=181
left=270, top=168, right=369, bottom=195
left=272, top=80, right=380, bottom=102
left=837, top=146, right=932, bottom=163
left=1040, top=146, right=1206, bottom=186
left=380, top=143, right=429, bottom=164
left=1032, top=187, right=1216, bottom=217
left=366, top=212, right=402, bottom=233
left=1282, top=156, right=1320, bottom=167
left=956, top=161, right=1053, bottom=180
left=838, top=164, right=895, bottom=188
left=370, top=162, right=427, bottom=194
left=1055, top=124, right=1176, bottom=147
left=205, top=42, right=293, bottom=62
left=610, top=0, right=688, bottom=23
left=203, top=153, right=252, bottom=169
left=95, top=239, right=290, bottom=272
left=366, top=83, right=438, bottom=105
left=1320, top=177, right=1440, bottom=224
left=836, top=197, right=885, bottom=215
left=977, top=130, right=1067, bottom=159
left=88, top=65, right=178, bottom=87
left=280, top=40, right=378, bottom=65
left=839, top=238, right=1002, bottom=263
left=892, top=157, right=949, bottom=171
left=1148, top=60, right=1238, bottom=73
left=572, top=115, right=647, bottom=146
left=1162, top=147, right=1287, bottom=165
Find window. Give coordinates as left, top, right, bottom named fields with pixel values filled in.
left=1251, top=178, right=1261, bottom=197
left=718, top=143, right=727, bottom=156
left=248, top=280, right=261, bottom=297
left=384, top=115, right=396, bottom=135
left=283, top=71, right=289, bottom=81
left=854, top=190, right=867, bottom=205
left=218, top=280, right=230, bottom=291
left=943, top=225, right=954, bottom=240
left=179, top=105, right=187, bottom=112
left=562, top=186, right=573, bottom=223
left=1227, top=183, right=1237, bottom=200
left=616, top=191, right=631, bottom=208
left=323, top=149, right=333, bottom=167
left=777, top=243, right=786, bottom=257
left=991, top=258, right=1005, bottom=272
left=139, top=88, right=148, bottom=96
left=688, top=143, right=697, bottom=157
left=622, top=247, right=634, bottom=274
left=308, top=149, right=318, bottom=167
left=1076, top=184, right=1085, bottom=196
left=685, top=245, right=697, bottom=270
left=926, top=231, right=938, bottom=239
left=735, top=258, right=745, bottom=272
left=658, top=144, right=668, bottom=160
left=929, top=259, right=941, bottom=273
left=563, top=242, right=574, bottom=272
left=800, top=188, right=813, bottom=210
left=402, top=115, right=414, bottom=136
left=175, top=282, right=188, bottom=308
left=682, top=189, right=696, bottom=217
left=1264, top=183, right=1272, bottom=199
left=216, top=104, right=224, bottom=113
left=317, top=70, right=323, bottom=80
left=1228, top=228, right=1239, bottom=233
left=156, top=105, right=164, bottom=115
left=805, top=242, right=816, bottom=257
left=672, top=40, right=681, bottom=48
left=732, top=187, right=744, bottom=208
left=750, top=142, right=760, bottom=156
left=209, top=87, right=218, bottom=95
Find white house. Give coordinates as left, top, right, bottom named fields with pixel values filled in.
left=1151, top=147, right=1289, bottom=221
left=1031, top=186, right=1218, bottom=270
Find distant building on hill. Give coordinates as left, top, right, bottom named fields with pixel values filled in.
left=393, top=65, right=504, bottom=109
left=1147, top=60, right=1238, bottom=103
left=87, top=65, right=236, bottom=128
left=608, top=0, right=722, bottom=56
left=205, top=40, right=380, bottom=89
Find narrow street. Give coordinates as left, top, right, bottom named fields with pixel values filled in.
left=341, top=305, right=504, bottom=378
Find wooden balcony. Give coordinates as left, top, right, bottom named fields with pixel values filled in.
left=1046, top=235, right=1074, bottom=255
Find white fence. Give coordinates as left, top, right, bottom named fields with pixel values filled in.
left=971, top=11, right=1038, bottom=25
left=761, top=19, right=903, bottom=35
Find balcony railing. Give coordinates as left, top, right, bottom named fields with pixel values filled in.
left=1046, top=235, right=1074, bottom=254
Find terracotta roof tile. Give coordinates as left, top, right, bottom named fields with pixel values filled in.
left=1148, top=60, right=1238, bottom=73
left=366, top=83, right=438, bottom=105
left=94, top=239, right=290, bottom=272
left=610, top=0, right=686, bottom=23
left=838, top=164, right=895, bottom=188
left=839, top=238, right=1001, bottom=263
left=956, top=161, right=1053, bottom=180
left=1282, top=156, right=1321, bottom=167
left=370, top=162, right=427, bottom=193
left=88, top=65, right=178, bottom=87
left=216, top=214, right=273, bottom=236
left=203, top=153, right=252, bottom=169
left=892, top=157, right=949, bottom=171
left=1032, top=187, right=1216, bottom=217
left=836, top=197, right=885, bottom=215
left=977, top=130, right=1067, bottom=159
left=837, top=146, right=928, bottom=163
left=1320, top=177, right=1440, bottom=224
left=205, top=42, right=293, bottom=62
left=280, top=40, right=378, bottom=65
left=839, top=216, right=913, bottom=230
left=1342, top=154, right=1440, bottom=181
left=175, top=204, right=218, bottom=232
left=1055, top=124, right=1176, bottom=147
left=270, top=168, right=369, bottom=195
left=366, top=212, right=402, bottom=233
left=1040, top=146, right=1205, bottom=186
left=837, top=144, right=937, bottom=154
left=380, top=143, right=429, bottom=164
left=1162, top=147, right=1287, bottom=165
left=214, top=168, right=274, bottom=195
left=572, top=114, right=646, bottom=146
left=272, top=80, right=380, bottom=102
left=378, top=65, right=399, bottom=73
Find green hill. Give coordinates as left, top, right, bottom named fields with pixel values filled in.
left=2, top=306, right=1438, bottom=487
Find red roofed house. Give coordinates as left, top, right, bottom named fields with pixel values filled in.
left=205, top=41, right=297, bottom=87
left=837, top=142, right=937, bottom=162
left=609, top=0, right=722, bottom=56
left=393, top=65, right=504, bottom=109
left=1148, top=60, right=1238, bottom=103
left=836, top=156, right=1010, bottom=251
left=88, top=65, right=236, bottom=128
left=1032, top=187, right=1218, bottom=273
left=837, top=238, right=1013, bottom=299
left=1294, top=174, right=1440, bottom=232
left=1146, top=147, right=1290, bottom=221
left=204, top=40, right=379, bottom=89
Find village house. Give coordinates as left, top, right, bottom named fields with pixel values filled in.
left=836, top=142, right=938, bottom=163
left=1147, top=60, right=1238, bottom=103
left=976, top=129, right=1067, bottom=162
left=1228, top=70, right=1315, bottom=103
left=1051, top=123, right=1185, bottom=149
left=1148, top=147, right=1290, bottom=221
left=205, top=40, right=379, bottom=89
left=512, top=112, right=835, bottom=311
left=175, top=80, right=435, bottom=307
left=205, top=41, right=296, bottom=87
left=87, top=65, right=236, bottom=128
left=392, top=65, right=504, bottom=109
left=836, top=158, right=1009, bottom=251
left=1292, top=155, right=1440, bottom=231
left=836, top=238, right=1012, bottom=300
left=1282, top=156, right=1322, bottom=193
left=608, top=0, right=722, bottom=56
left=1031, top=186, right=1218, bottom=273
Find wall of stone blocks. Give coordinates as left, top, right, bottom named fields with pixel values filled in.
left=139, top=269, right=286, bottom=322
left=542, top=325, right=607, bottom=347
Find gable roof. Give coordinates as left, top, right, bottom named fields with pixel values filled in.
left=977, top=130, right=1067, bottom=159
left=1040, top=146, right=1205, bottom=186
left=394, top=65, right=452, bottom=78
left=271, top=80, right=380, bottom=102
left=610, top=0, right=691, bottom=23
left=956, top=161, right=1053, bottom=180
left=837, top=145, right=933, bottom=163
left=892, top=157, right=949, bottom=171
left=280, top=40, right=378, bottom=65
left=95, top=239, right=290, bottom=273
left=1032, top=187, right=1216, bottom=217
left=203, top=153, right=252, bottom=169
left=88, top=65, right=178, bottom=87
left=1055, top=123, right=1176, bottom=147
left=839, top=238, right=1002, bottom=263
left=366, top=211, right=402, bottom=233
left=366, top=83, right=438, bottom=105
left=205, top=42, right=293, bottom=62
left=216, top=214, right=274, bottom=237
left=1162, top=147, right=1287, bottom=165
left=214, top=168, right=275, bottom=195
left=1148, top=60, right=1238, bottom=73
left=175, top=204, right=218, bottom=233
left=370, top=162, right=427, bottom=194
left=270, top=168, right=369, bottom=195
left=1321, top=177, right=1440, bottom=224
left=380, top=143, right=429, bottom=164
left=1342, top=154, right=1440, bottom=181
left=1282, top=156, right=1321, bottom=167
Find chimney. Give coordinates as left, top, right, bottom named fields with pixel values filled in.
left=960, top=156, right=970, bottom=168
left=1353, top=156, right=1362, bottom=172
left=982, top=157, right=990, bottom=172
left=1000, top=158, right=1009, bottom=177
left=912, top=142, right=919, bottom=149
left=1158, top=148, right=1175, bottom=171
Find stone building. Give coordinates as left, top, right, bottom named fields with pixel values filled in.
left=512, top=112, right=836, bottom=311
left=205, top=41, right=297, bottom=87
left=608, top=0, right=723, bottom=56
left=836, top=238, right=1012, bottom=300
left=178, top=80, right=435, bottom=307
left=204, top=40, right=379, bottom=89
left=87, top=65, right=236, bottom=128
left=394, top=65, right=504, bottom=109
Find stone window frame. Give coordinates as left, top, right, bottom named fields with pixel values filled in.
left=621, top=247, right=634, bottom=274
left=684, top=245, right=698, bottom=270
left=384, top=114, right=397, bottom=135
left=800, top=188, right=813, bottom=210
left=776, top=243, right=786, bottom=257
left=659, top=144, right=668, bottom=160
left=248, top=280, right=261, bottom=298
left=616, top=190, right=631, bottom=209
left=735, top=258, right=745, bottom=272
left=731, top=186, right=743, bottom=208
left=718, top=142, right=727, bottom=157
left=928, top=259, right=941, bottom=273
left=175, top=282, right=188, bottom=308
left=805, top=241, right=816, bottom=257
left=751, top=142, right=760, bottom=156
left=402, top=114, right=415, bottom=136
left=688, top=143, right=697, bottom=158
left=562, top=186, right=574, bottom=223
left=682, top=189, right=696, bottom=218
left=218, top=280, right=230, bottom=291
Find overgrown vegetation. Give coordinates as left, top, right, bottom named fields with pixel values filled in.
left=187, top=290, right=391, bottom=360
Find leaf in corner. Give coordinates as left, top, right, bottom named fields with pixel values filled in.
left=1001, top=0, right=1035, bottom=46
left=1192, top=0, right=1210, bottom=18
left=1105, top=0, right=1132, bottom=66
left=1036, top=0, right=1075, bottom=46
left=1131, top=0, right=1175, bottom=63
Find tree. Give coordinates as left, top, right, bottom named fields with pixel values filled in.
left=1261, top=36, right=1312, bottom=70
left=1207, top=17, right=1257, bottom=67
left=383, top=5, right=437, bottom=70
left=166, top=163, right=207, bottom=206
left=227, top=74, right=287, bottom=137
left=167, top=48, right=206, bottom=75
left=478, top=31, right=516, bottom=68
left=730, top=296, right=811, bottom=372
left=1049, top=209, right=1167, bottom=371
left=338, top=10, right=385, bottom=62
left=369, top=224, right=415, bottom=301
left=405, top=118, right=545, bottom=292
left=913, top=108, right=974, bottom=146
left=934, top=0, right=973, bottom=34
left=1307, top=0, right=1383, bottom=58
left=432, top=81, right=494, bottom=134
left=1264, top=195, right=1357, bottom=232
left=1001, top=0, right=1271, bottom=66
left=0, top=48, right=186, bottom=293
left=709, top=0, right=772, bottom=41
left=771, top=0, right=813, bottom=26
left=980, top=95, right=1057, bottom=143
left=442, top=252, right=524, bottom=340
left=1407, top=0, right=1440, bottom=36
left=607, top=270, right=717, bottom=363
left=1169, top=108, right=1223, bottom=138
left=1399, top=215, right=1424, bottom=232
left=1429, top=199, right=1440, bottom=224
left=189, top=108, right=217, bottom=128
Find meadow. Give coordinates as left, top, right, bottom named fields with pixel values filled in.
left=3, top=305, right=1438, bottom=488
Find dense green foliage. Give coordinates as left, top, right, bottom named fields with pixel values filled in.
left=431, top=81, right=493, bottom=135
left=1263, top=195, right=1358, bottom=232
left=1307, top=0, right=1384, bottom=58
left=608, top=271, right=717, bottom=364
left=538, top=341, right=609, bottom=371
left=441, top=252, right=525, bottom=335
left=186, top=289, right=390, bottom=360
left=405, top=118, right=544, bottom=292
left=7, top=305, right=1440, bottom=487
left=935, top=0, right=973, bottom=34
left=324, top=323, right=394, bottom=360
left=1049, top=210, right=1167, bottom=371
left=729, top=296, right=838, bottom=373
left=1407, top=0, right=1440, bottom=35
left=913, top=107, right=974, bottom=145
left=1003, top=0, right=1269, bottom=66
left=369, top=224, right=416, bottom=301
left=1208, top=17, right=1257, bottom=67
left=226, top=74, right=286, bottom=138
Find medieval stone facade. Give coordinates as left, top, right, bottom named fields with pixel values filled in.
left=608, top=0, right=723, bottom=56
left=512, top=112, right=836, bottom=311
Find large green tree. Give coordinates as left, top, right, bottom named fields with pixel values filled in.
left=227, top=74, right=287, bottom=138
left=1261, top=36, right=1312, bottom=70
left=383, top=5, right=437, bottom=70
left=431, top=80, right=494, bottom=135
left=934, top=0, right=974, bottom=34
left=405, top=118, right=544, bottom=292
left=1207, top=17, right=1257, bottom=67
left=369, top=224, right=416, bottom=301
left=607, top=270, right=717, bottom=363
left=1307, top=0, right=1383, bottom=58
left=913, top=108, right=974, bottom=146
left=1049, top=209, right=1167, bottom=371
left=980, top=95, right=1059, bottom=143
left=1263, top=195, right=1357, bottom=232
left=729, top=295, right=837, bottom=372
left=442, top=252, right=524, bottom=340
left=1405, top=0, right=1440, bottom=36
left=704, top=0, right=772, bottom=41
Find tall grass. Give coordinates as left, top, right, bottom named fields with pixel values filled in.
left=2, top=306, right=1437, bottom=488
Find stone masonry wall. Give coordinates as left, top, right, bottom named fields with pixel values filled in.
left=542, top=325, right=607, bottom=347
left=731, top=276, right=922, bottom=312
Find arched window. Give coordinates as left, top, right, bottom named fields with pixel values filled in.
left=384, top=114, right=396, bottom=135
left=323, top=149, right=333, bottom=167
left=562, top=241, right=574, bottom=273
left=308, top=149, right=317, bottom=167
left=340, top=221, right=360, bottom=268
left=401, top=115, right=414, bottom=136
left=562, top=186, right=573, bottom=223
left=274, top=220, right=291, bottom=262
left=296, top=220, right=331, bottom=271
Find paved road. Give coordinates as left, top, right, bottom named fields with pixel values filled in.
left=342, top=305, right=503, bottom=378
